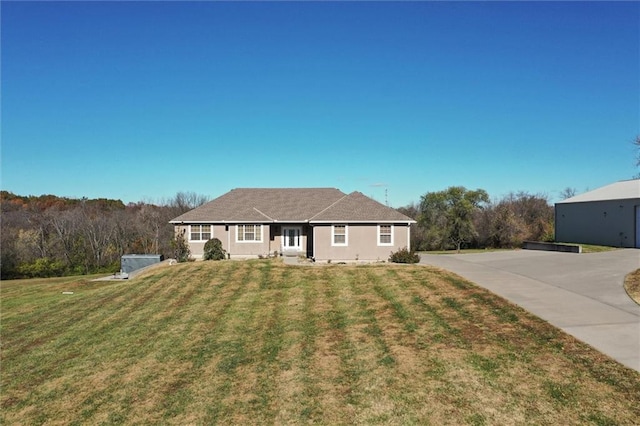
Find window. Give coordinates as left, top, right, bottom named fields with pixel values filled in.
left=190, top=224, right=212, bottom=242
left=237, top=224, right=262, bottom=242
left=378, top=224, right=393, bottom=246
left=332, top=225, right=348, bottom=246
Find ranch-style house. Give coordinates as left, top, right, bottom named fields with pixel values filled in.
left=170, top=188, right=416, bottom=262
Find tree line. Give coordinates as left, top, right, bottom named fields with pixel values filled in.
left=1, top=186, right=558, bottom=279
left=0, top=191, right=208, bottom=279
left=398, top=186, right=556, bottom=252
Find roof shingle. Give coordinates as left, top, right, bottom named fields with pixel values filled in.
left=171, top=188, right=344, bottom=222
left=311, top=191, right=414, bottom=222
left=170, top=188, right=414, bottom=223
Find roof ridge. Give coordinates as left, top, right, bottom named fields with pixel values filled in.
left=252, top=207, right=274, bottom=221
left=309, top=193, right=348, bottom=220
left=231, top=187, right=339, bottom=190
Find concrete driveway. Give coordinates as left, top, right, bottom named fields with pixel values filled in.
left=419, top=249, right=640, bottom=372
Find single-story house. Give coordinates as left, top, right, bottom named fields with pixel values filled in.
left=169, top=188, right=416, bottom=262
left=555, top=179, right=640, bottom=248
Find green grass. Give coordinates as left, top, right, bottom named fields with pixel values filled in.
left=423, top=244, right=618, bottom=255
left=576, top=244, right=618, bottom=253
left=551, top=242, right=618, bottom=253
left=2, top=260, right=640, bottom=425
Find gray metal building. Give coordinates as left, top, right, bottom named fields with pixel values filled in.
left=555, top=179, right=640, bottom=248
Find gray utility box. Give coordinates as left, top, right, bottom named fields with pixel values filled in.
left=121, top=254, right=164, bottom=274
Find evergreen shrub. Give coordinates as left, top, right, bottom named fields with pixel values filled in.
left=203, top=238, right=226, bottom=261
left=172, top=232, right=191, bottom=263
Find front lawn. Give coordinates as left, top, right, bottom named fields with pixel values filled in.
left=624, top=269, right=640, bottom=305
left=2, top=260, right=639, bottom=424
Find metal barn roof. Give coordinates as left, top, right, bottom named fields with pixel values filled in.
left=556, top=179, right=640, bottom=204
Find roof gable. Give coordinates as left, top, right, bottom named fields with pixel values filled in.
left=310, top=191, right=414, bottom=222
left=557, top=179, right=640, bottom=204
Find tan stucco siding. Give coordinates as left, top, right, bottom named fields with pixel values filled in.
left=227, top=224, right=310, bottom=257
left=555, top=199, right=640, bottom=248
left=175, top=222, right=411, bottom=261
left=174, top=224, right=228, bottom=259
left=227, top=224, right=272, bottom=258
left=313, top=224, right=410, bottom=262
left=174, top=224, right=273, bottom=259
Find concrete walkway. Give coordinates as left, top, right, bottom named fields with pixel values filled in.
left=419, top=249, right=640, bottom=372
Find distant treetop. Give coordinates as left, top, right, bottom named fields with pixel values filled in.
left=0, top=191, right=125, bottom=212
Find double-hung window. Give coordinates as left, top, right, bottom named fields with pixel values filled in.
left=190, top=224, right=212, bottom=242
left=378, top=224, right=393, bottom=246
left=237, top=224, right=262, bottom=242
left=332, top=225, right=348, bottom=246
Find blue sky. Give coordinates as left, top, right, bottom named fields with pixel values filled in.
left=2, top=1, right=638, bottom=207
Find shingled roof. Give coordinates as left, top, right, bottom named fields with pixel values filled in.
left=310, top=191, right=414, bottom=222
left=170, top=188, right=414, bottom=223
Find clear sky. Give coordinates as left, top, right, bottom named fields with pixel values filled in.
left=2, top=1, right=639, bottom=207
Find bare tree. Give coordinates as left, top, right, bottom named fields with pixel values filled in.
left=633, top=135, right=640, bottom=178
left=168, top=191, right=210, bottom=215
left=80, top=211, right=113, bottom=271
left=48, top=209, right=84, bottom=268
left=397, top=203, right=420, bottom=219
left=560, top=187, right=577, bottom=200
left=474, top=192, right=554, bottom=248
left=135, top=204, right=162, bottom=254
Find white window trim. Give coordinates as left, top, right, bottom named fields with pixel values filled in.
left=331, top=224, right=348, bottom=246
left=236, top=224, right=263, bottom=243
left=282, top=226, right=302, bottom=250
left=189, top=224, right=212, bottom=242
left=377, top=224, right=394, bottom=246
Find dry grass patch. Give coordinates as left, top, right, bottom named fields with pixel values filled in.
left=624, top=268, right=640, bottom=305
left=2, top=260, right=639, bottom=425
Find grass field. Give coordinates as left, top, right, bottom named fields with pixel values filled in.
left=624, top=269, right=640, bottom=305
left=3, top=260, right=639, bottom=425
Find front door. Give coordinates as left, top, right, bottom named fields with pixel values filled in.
left=282, top=227, right=301, bottom=251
